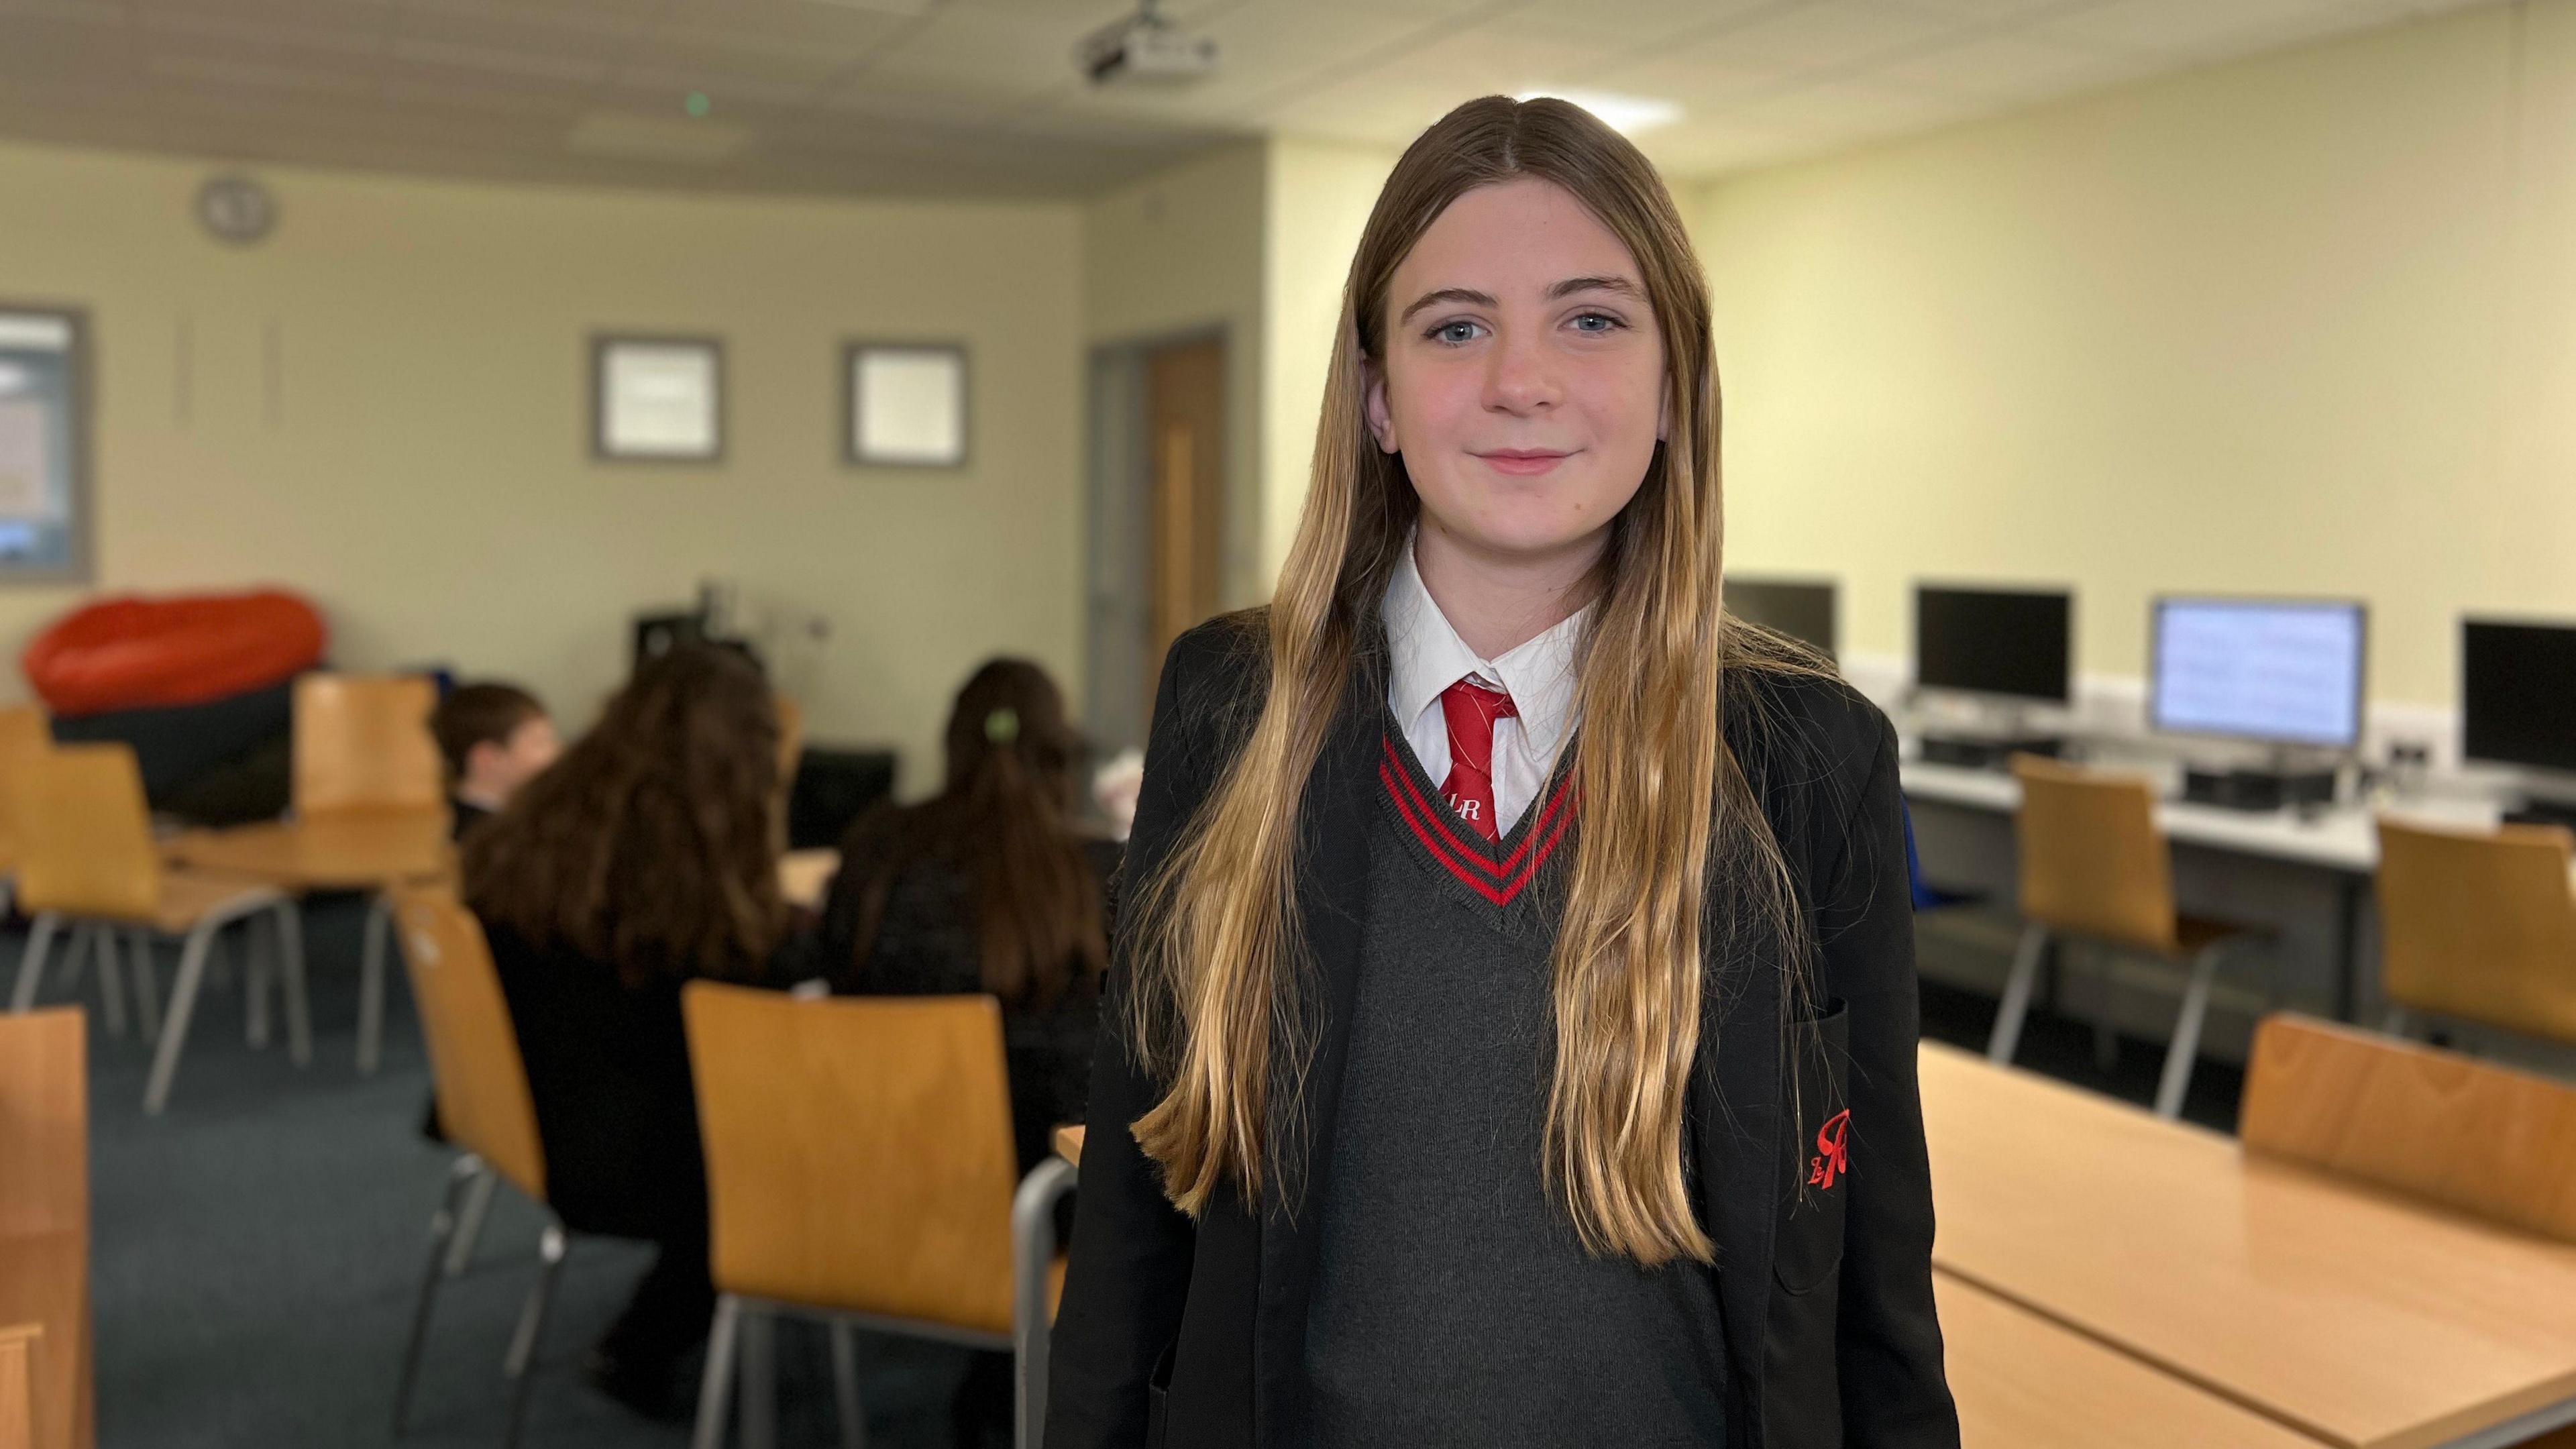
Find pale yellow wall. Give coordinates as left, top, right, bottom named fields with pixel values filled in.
left=0, top=140, right=1084, bottom=790
left=1263, top=138, right=1397, bottom=585
left=1083, top=142, right=1269, bottom=607
left=1689, top=2, right=2576, bottom=704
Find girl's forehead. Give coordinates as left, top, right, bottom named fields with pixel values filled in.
left=1395, top=179, right=1646, bottom=295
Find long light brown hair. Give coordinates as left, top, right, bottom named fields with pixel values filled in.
left=1126, top=95, right=1822, bottom=1266
left=838, top=657, right=1107, bottom=1006
left=464, top=645, right=786, bottom=989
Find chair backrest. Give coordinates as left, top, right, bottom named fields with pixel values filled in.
left=0, top=706, right=48, bottom=876
left=2011, top=754, right=2177, bottom=952
left=294, top=674, right=443, bottom=816
left=387, top=886, right=547, bottom=1202
left=2242, top=1013, right=2576, bottom=1243
left=2375, top=816, right=2576, bottom=1046
left=0, top=1009, right=86, bottom=1243
left=2, top=746, right=161, bottom=922
left=684, top=983, right=1019, bottom=1335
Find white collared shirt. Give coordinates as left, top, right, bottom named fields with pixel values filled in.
left=1382, top=540, right=1589, bottom=834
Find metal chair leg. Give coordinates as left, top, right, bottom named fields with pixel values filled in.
left=126, top=929, right=162, bottom=1044
left=88, top=925, right=131, bottom=1038
left=144, top=920, right=223, bottom=1114
left=9, top=913, right=60, bottom=1012
left=359, top=893, right=392, bottom=1075
left=500, top=1222, right=568, bottom=1449
left=245, top=911, right=273, bottom=1049
left=828, top=1322, right=867, bottom=1449
left=1988, top=922, right=2047, bottom=1065
left=691, top=1295, right=744, bottom=1449
left=740, top=1308, right=777, bottom=1449
left=274, top=900, right=311, bottom=1067
left=2383, top=1006, right=2412, bottom=1039
left=392, top=1155, right=487, bottom=1436
left=2156, top=945, right=2224, bottom=1120
left=442, top=1167, right=498, bottom=1279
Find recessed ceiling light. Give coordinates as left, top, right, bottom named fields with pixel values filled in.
left=1515, top=89, right=1683, bottom=136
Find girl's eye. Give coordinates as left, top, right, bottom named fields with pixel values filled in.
left=1428, top=319, right=1483, bottom=346
left=1571, top=311, right=1624, bottom=335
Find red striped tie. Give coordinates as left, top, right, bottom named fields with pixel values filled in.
left=1439, top=678, right=1517, bottom=843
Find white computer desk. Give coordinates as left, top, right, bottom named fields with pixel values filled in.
left=1898, top=751, right=2501, bottom=1023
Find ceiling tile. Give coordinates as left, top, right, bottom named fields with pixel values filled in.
left=1686, top=0, right=1966, bottom=73
left=1485, top=0, right=1784, bottom=47
left=1861, top=26, right=2155, bottom=101
left=2036, top=0, right=2359, bottom=56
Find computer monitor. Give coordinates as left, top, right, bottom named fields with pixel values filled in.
left=1725, top=576, right=1836, bottom=657
left=1913, top=585, right=2072, bottom=704
left=2149, top=596, right=2367, bottom=750
left=2462, top=618, right=2576, bottom=773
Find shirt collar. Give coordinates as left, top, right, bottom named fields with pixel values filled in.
left=1382, top=536, right=1590, bottom=756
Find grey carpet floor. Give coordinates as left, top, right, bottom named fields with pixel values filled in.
left=19, top=899, right=973, bottom=1449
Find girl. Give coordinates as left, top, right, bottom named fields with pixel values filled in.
left=816, top=657, right=1116, bottom=1448
left=1047, top=97, right=1955, bottom=1449
left=463, top=644, right=790, bottom=1419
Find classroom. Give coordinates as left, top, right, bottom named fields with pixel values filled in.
left=3, top=0, right=2575, bottom=1446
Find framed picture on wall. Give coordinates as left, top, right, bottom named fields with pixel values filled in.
left=0, top=303, right=92, bottom=584
left=593, top=334, right=723, bottom=462
left=845, top=341, right=967, bottom=468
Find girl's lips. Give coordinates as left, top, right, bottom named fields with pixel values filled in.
left=1474, top=449, right=1575, bottom=476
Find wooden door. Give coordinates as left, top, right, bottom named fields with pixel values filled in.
left=1144, top=339, right=1224, bottom=720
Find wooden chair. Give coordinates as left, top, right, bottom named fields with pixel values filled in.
left=2241, top=1013, right=2576, bottom=1243
left=682, top=983, right=1076, bottom=1449
left=2373, top=817, right=2576, bottom=1049
left=1992, top=755, right=2265, bottom=1118
left=3, top=745, right=297, bottom=1114
left=294, top=673, right=443, bottom=817
left=0, top=706, right=48, bottom=919
left=0, top=1323, right=39, bottom=1449
left=0, top=1008, right=92, bottom=1449
left=383, top=885, right=564, bottom=1449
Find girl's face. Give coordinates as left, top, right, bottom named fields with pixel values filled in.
left=1367, top=177, right=1668, bottom=570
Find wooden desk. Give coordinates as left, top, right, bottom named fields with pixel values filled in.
left=164, top=809, right=452, bottom=891
left=778, top=849, right=839, bottom=912
left=0, top=1322, right=34, bottom=1449
left=1055, top=1124, right=1084, bottom=1165
left=1935, top=1271, right=2324, bottom=1448
left=1921, top=1044, right=2576, bottom=1448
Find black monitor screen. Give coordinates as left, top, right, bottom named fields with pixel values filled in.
left=1915, top=586, right=2072, bottom=703
left=1726, top=577, right=1836, bottom=657
left=2463, top=619, right=2576, bottom=773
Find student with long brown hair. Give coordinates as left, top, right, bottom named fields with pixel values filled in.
left=816, top=657, right=1113, bottom=1449
left=1048, top=97, right=1955, bottom=1449
left=816, top=656, right=1114, bottom=1173
left=463, top=644, right=788, bottom=1419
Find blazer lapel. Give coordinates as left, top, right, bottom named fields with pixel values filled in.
left=1252, top=644, right=1383, bottom=1448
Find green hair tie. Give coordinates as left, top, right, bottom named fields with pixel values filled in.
left=984, top=706, right=1020, bottom=745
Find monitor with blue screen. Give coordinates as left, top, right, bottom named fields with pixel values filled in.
left=2149, top=596, right=2366, bottom=750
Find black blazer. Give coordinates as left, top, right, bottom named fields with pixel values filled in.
left=1046, top=614, right=1957, bottom=1449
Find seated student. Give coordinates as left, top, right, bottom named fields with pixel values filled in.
left=430, top=681, right=560, bottom=839
left=816, top=659, right=1113, bottom=1447
left=461, top=645, right=789, bottom=1419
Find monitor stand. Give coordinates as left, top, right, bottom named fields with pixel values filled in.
left=2180, top=746, right=2339, bottom=813
left=1917, top=702, right=2066, bottom=772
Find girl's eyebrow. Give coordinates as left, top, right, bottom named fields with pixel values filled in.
left=1399, top=286, right=1497, bottom=323
left=1548, top=274, right=1641, bottom=301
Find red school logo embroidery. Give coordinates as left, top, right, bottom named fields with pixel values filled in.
left=1807, top=1110, right=1851, bottom=1190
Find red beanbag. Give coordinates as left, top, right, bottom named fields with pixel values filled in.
left=22, top=589, right=327, bottom=717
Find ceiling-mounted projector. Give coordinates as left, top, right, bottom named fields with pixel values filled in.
left=1077, top=0, right=1218, bottom=86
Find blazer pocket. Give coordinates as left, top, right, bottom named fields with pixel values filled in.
left=1146, top=1334, right=1177, bottom=1449
left=1773, top=996, right=1850, bottom=1297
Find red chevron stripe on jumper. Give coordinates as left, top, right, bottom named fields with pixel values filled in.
left=1379, top=749, right=1576, bottom=907
left=1378, top=735, right=1575, bottom=881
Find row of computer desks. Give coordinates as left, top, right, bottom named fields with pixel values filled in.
left=1728, top=581, right=2576, bottom=1448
